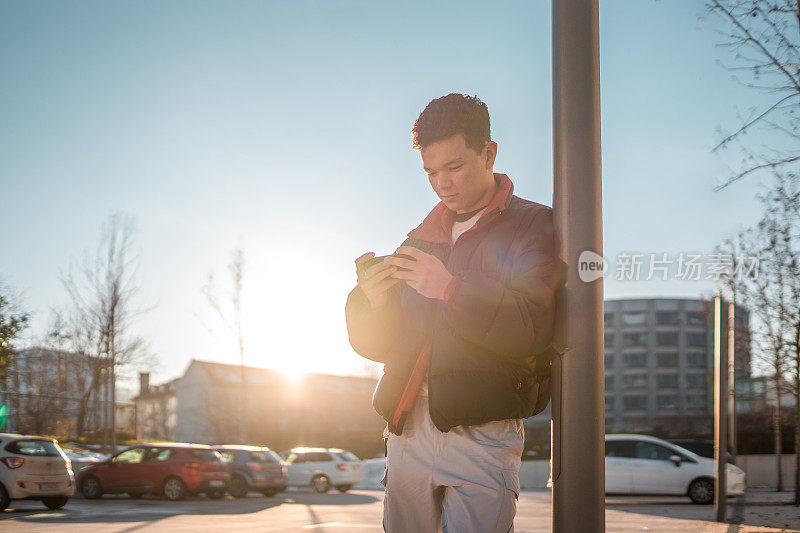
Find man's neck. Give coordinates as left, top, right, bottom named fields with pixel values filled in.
left=453, top=205, right=487, bottom=222
left=456, top=174, right=498, bottom=214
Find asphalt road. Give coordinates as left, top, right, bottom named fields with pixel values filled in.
left=0, top=489, right=797, bottom=532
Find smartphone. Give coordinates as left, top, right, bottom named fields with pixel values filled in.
left=360, top=252, right=416, bottom=277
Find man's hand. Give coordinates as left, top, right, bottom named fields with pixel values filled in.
left=355, top=252, right=402, bottom=310
left=384, top=246, right=455, bottom=301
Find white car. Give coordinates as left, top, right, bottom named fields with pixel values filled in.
left=605, top=434, right=745, bottom=504
left=280, top=447, right=365, bottom=493
left=0, top=433, right=75, bottom=511
left=61, top=445, right=106, bottom=473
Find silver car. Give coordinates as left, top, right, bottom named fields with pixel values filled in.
left=0, top=433, right=75, bottom=511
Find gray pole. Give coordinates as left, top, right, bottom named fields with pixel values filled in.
left=728, top=298, right=736, bottom=462
left=552, top=1, right=605, bottom=531
left=714, top=294, right=729, bottom=522
left=111, top=312, right=117, bottom=454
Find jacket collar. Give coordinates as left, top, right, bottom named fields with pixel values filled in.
left=407, top=173, right=514, bottom=244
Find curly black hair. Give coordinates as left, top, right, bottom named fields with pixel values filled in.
left=411, top=93, right=491, bottom=153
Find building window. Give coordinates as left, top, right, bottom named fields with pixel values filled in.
left=604, top=354, right=614, bottom=369
left=656, top=311, right=680, bottom=325
left=623, top=374, right=648, bottom=388
left=686, top=373, right=706, bottom=389
left=687, top=332, right=707, bottom=347
left=623, top=416, right=652, bottom=431
left=623, top=332, right=647, bottom=346
left=623, top=395, right=648, bottom=410
left=686, top=311, right=706, bottom=325
left=604, top=312, right=615, bottom=326
left=604, top=333, right=615, bottom=347
left=605, top=396, right=615, bottom=410
left=656, top=332, right=678, bottom=346
left=687, top=394, right=707, bottom=410
left=656, top=374, right=678, bottom=388
left=687, top=352, right=706, bottom=368
left=656, top=352, right=678, bottom=367
left=622, top=312, right=648, bottom=326
left=656, top=395, right=679, bottom=410
left=605, top=374, right=615, bottom=389
left=624, top=353, right=647, bottom=368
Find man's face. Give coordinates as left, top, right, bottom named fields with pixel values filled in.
left=420, top=134, right=497, bottom=214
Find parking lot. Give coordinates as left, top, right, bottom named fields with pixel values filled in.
left=0, top=489, right=798, bottom=532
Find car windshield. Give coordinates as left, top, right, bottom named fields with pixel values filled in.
left=250, top=451, right=281, bottom=463
left=188, top=449, right=222, bottom=461
left=6, top=439, right=62, bottom=457
left=337, top=451, right=360, bottom=462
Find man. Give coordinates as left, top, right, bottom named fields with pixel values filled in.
left=345, top=93, right=560, bottom=532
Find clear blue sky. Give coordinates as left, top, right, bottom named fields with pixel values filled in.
left=0, top=1, right=774, bottom=386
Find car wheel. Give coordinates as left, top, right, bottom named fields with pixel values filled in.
left=230, top=475, right=248, bottom=498
left=0, top=484, right=10, bottom=512
left=206, top=490, right=225, bottom=500
left=128, top=492, right=144, bottom=499
left=80, top=476, right=103, bottom=499
left=162, top=476, right=187, bottom=501
left=260, top=489, right=279, bottom=497
left=335, top=484, right=352, bottom=493
left=311, top=474, right=330, bottom=494
left=688, top=478, right=714, bottom=505
left=42, top=496, right=69, bottom=510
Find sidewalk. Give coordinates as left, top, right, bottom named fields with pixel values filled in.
left=516, top=489, right=800, bottom=532
left=744, top=488, right=797, bottom=505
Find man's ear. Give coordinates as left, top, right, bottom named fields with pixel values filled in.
left=484, top=141, right=498, bottom=170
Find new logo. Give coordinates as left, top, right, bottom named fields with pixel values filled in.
left=578, top=251, right=607, bottom=282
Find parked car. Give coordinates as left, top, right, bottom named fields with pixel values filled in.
left=0, top=433, right=74, bottom=511
left=60, top=444, right=107, bottom=473
left=77, top=443, right=230, bottom=501
left=605, top=434, right=746, bottom=504
left=279, top=447, right=364, bottom=493
left=213, top=445, right=286, bottom=497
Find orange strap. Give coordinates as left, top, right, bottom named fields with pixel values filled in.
left=391, top=337, right=432, bottom=431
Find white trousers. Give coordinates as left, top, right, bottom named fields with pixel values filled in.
left=381, top=396, right=523, bottom=533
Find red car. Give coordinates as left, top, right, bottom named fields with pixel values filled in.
left=78, top=443, right=230, bottom=501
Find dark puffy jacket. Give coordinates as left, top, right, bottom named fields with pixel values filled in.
left=345, top=173, right=561, bottom=434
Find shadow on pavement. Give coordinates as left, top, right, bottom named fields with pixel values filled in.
left=605, top=494, right=800, bottom=531
left=0, top=490, right=383, bottom=526
left=0, top=497, right=280, bottom=525
left=281, top=489, right=381, bottom=506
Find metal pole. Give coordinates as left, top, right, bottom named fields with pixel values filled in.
left=102, top=365, right=109, bottom=453
left=552, top=1, right=605, bottom=531
left=728, top=298, right=736, bottom=462
left=111, top=313, right=117, bottom=454
left=714, top=294, right=729, bottom=522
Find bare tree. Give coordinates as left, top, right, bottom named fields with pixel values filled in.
left=718, top=173, right=800, bottom=499
left=203, top=248, right=247, bottom=442
left=760, top=175, right=800, bottom=503
left=46, top=312, right=106, bottom=437
left=59, top=213, right=150, bottom=451
left=707, top=1, right=800, bottom=189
